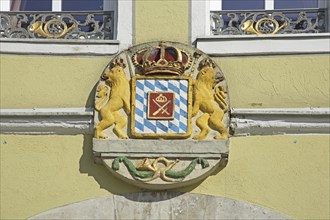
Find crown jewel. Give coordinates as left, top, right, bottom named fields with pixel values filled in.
left=133, top=42, right=192, bottom=75
left=198, top=58, right=215, bottom=71
left=109, top=58, right=126, bottom=69
left=155, top=94, right=167, bottom=103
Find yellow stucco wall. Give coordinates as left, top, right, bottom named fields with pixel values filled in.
left=0, top=55, right=111, bottom=109
left=1, top=0, right=329, bottom=219
left=135, top=0, right=189, bottom=44
left=1, top=54, right=329, bottom=220
left=0, top=135, right=138, bottom=219
left=1, top=54, right=329, bottom=109
left=1, top=135, right=329, bottom=219
left=215, top=55, right=330, bottom=108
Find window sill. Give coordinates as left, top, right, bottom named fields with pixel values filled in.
left=0, top=38, right=120, bottom=56
left=195, top=33, right=330, bottom=56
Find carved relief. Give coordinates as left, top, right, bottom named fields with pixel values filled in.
left=112, top=157, right=209, bottom=182
left=95, top=58, right=130, bottom=139
left=192, top=58, right=228, bottom=140
left=93, top=41, right=230, bottom=189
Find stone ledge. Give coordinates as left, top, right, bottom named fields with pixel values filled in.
left=0, top=38, right=120, bottom=56
left=196, top=33, right=330, bottom=56
left=93, top=139, right=228, bottom=159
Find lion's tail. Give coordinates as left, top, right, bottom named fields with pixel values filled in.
left=214, top=86, right=228, bottom=113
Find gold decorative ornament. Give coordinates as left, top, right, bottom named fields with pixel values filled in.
left=29, top=19, right=75, bottom=38
left=241, top=18, right=287, bottom=35
left=136, top=157, right=180, bottom=182
left=94, top=58, right=131, bottom=139
left=190, top=51, right=202, bottom=74
left=132, top=42, right=192, bottom=75
left=192, top=58, right=228, bottom=140
left=147, top=92, right=175, bottom=120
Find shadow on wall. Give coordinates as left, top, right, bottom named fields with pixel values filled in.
left=78, top=132, right=229, bottom=195
left=79, top=134, right=140, bottom=194
left=79, top=81, right=139, bottom=194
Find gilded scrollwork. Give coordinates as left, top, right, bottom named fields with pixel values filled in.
left=29, top=19, right=75, bottom=38
left=241, top=18, right=287, bottom=35
left=192, top=58, right=228, bottom=140
left=94, top=58, right=131, bottom=139
left=136, top=157, right=180, bottom=182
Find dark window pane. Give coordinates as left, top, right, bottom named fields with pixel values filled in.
left=62, top=0, right=103, bottom=11
left=10, top=0, right=52, bottom=11
left=274, top=0, right=318, bottom=9
left=222, top=0, right=264, bottom=10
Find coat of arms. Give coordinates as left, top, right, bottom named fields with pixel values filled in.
left=93, top=42, right=230, bottom=189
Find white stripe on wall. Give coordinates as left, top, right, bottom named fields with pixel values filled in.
left=0, top=108, right=93, bottom=135
left=0, top=107, right=329, bottom=135
left=231, top=108, right=330, bottom=136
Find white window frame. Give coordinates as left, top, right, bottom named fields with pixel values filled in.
left=0, top=0, right=133, bottom=55
left=191, top=0, right=330, bottom=56
left=0, top=0, right=10, bottom=11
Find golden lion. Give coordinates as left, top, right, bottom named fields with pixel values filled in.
left=95, top=59, right=130, bottom=139
left=192, top=59, right=228, bottom=140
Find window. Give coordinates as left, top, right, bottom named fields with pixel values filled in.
left=275, top=0, right=318, bottom=10
left=6, top=0, right=107, bottom=11
left=191, top=0, right=329, bottom=56
left=0, top=0, right=115, bottom=40
left=10, top=0, right=52, bottom=11
left=0, top=0, right=132, bottom=54
left=221, top=0, right=265, bottom=10
left=209, top=0, right=327, bottom=35
left=62, top=0, right=103, bottom=11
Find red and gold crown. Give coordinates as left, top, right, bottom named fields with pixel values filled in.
left=132, top=42, right=192, bottom=75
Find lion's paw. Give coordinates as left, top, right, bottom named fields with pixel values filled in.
left=119, top=134, right=129, bottom=139
left=96, top=133, right=108, bottom=139
left=214, top=134, right=227, bottom=140
left=193, top=134, right=206, bottom=140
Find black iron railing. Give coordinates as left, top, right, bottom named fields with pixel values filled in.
left=0, top=11, right=114, bottom=40
left=210, top=8, right=327, bottom=35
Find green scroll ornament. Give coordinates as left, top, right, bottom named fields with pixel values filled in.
left=112, top=156, right=209, bottom=182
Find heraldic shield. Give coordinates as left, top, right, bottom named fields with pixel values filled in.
left=131, top=76, right=192, bottom=138
left=93, top=42, right=230, bottom=190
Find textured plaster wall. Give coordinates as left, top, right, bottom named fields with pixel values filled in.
left=0, top=55, right=111, bottom=109
left=214, top=55, right=330, bottom=108
left=0, top=135, right=329, bottom=219
left=0, top=0, right=329, bottom=218
left=1, top=54, right=329, bottom=219
left=1, top=54, right=329, bottom=109
left=0, top=135, right=140, bottom=220
left=135, top=0, right=189, bottom=44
